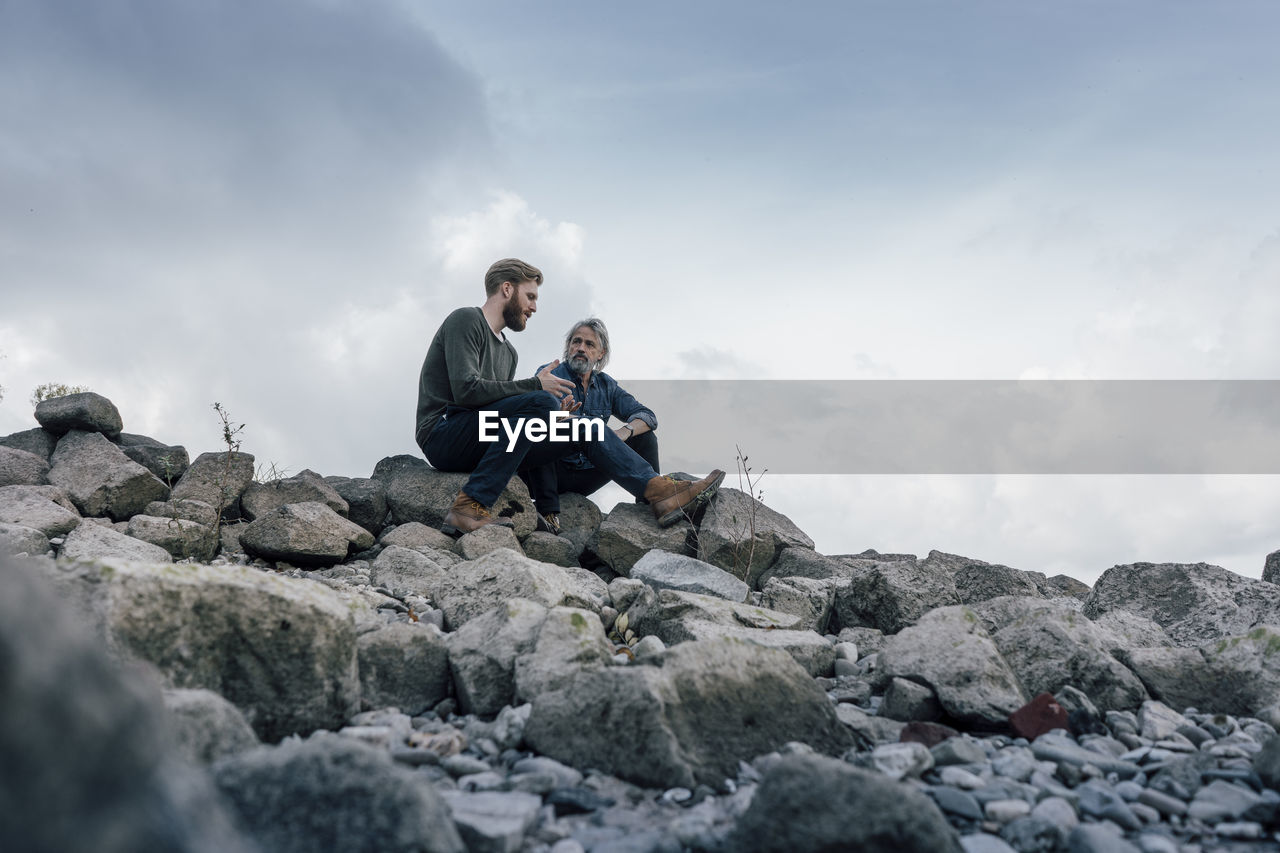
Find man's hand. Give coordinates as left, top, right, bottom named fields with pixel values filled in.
left=560, top=395, right=582, bottom=414
left=537, top=360, right=576, bottom=400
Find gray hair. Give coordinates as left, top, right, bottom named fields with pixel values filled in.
left=562, top=317, right=611, bottom=371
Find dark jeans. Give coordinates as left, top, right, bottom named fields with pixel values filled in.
left=420, top=391, right=656, bottom=507
left=521, top=430, right=661, bottom=514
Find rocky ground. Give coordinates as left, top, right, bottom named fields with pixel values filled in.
left=3, top=391, right=1280, bottom=853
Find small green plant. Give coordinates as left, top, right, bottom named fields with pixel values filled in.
left=211, top=402, right=245, bottom=530
left=30, top=382, right=91, bottom=408
left=729, top=445, right=767, bottom=581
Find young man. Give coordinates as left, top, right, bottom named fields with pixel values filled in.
left=521, top=317, right=661, bottom=535
left=415, top=258, right=724, bottom=535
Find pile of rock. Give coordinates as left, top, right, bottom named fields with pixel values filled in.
left=3, top=391, right=1280, bottom=853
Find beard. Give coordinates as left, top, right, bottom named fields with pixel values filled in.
left=502, top=294, right=527, bottom=331
left=566, top=353, right=594, bottom=374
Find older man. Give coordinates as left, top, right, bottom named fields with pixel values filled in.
left=415, top=260, right=723, bottom=536
left=521, top=317, right=666, bottom=536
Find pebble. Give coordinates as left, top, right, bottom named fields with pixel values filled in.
left=984, top=798, right=1031, bottom=823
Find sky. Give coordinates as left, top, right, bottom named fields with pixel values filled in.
left=2, top=0, right=1278, bottom=583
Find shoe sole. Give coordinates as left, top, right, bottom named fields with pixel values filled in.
left=656, top=470, right=726, bottom=528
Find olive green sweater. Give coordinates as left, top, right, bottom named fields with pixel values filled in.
left=415, top=307, right=541, bottom=448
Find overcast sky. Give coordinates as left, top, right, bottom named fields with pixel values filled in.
left=3, top=0, right=1278, bottom=582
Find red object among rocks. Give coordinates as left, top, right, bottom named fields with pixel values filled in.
left=1009, top=692, right=1070, bottom=740
left=899, top=720, right=960, bottom=748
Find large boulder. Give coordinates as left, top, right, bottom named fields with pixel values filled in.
left=61, top=520, right=174, bottom=563
left=434, top=548, right=575, bottom=630
left=726, top=753, right=962, bottom=853
left=1265, top=549, right=1280, bottom=586
left=0, top=485, right=82, bottom=537
left=126, top=515, right=218, bottom=562
left=170, top=451, right=256, bottom=522
left=324, top=475, right=389, bottom=533
left=630, top=549, right=750, bottom=601
left=372, top=454, right=536, bottom=539
left=1083, top=562, right=1280, bottom=646
left=759, top=575, right=837, bottom=633
left=975, top=596, right=1148, bottom=712
left=90, top=559, right=361, bottom=740
left=0, top=446, right=50, bottom=486
left=0, top=554, right=254, bottom=853
left=379, top=521, right=458, bottom=554
left=47, top=430, right=170, bottom=521
left=1123, top=626, right=1280, bottom=717
left=0, top=427, right=57, bottom=460
left=212, top=734, right=464, bottom=853
left=241, top=469, right=348, bottom=520
left=34, top=391, right=123, bottom=438
left=239, top=501, right=375, bottom=567
left=116, top=434, right=190, bottom=485
left=0, top=522, right=50, bottom=557
left=834, top=553, right=961, bottom=633
left=879, top=605, right=1027, bottom=727
left=932, top=550, right=1046, bottom=604
left=524, top=638, right=853, bottom=788
left=513, top=605, right=616, bottom=704
left=357, top=622, right=452, bottom=715
left=446, top=598, right=548, bottom=715
left=592, top=502, right=693, bottom=574
left=695, top=488, right=814, bottom=588
left=369, top=545, right=448, bottom=599
left=756, top=545, right=861, bottom=587
left=556, top=491, right=602, bottom=553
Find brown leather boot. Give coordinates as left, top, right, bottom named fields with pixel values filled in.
left=441, top=491, right=515, bottom=537
left=644, top=470, right=726, bottom=528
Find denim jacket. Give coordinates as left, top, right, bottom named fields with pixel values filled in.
left=537, top=361, right=657, bottom=469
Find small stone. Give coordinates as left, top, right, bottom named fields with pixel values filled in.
left=959, top=833, right=1017, bottom=853
left=984, top=799, right=1031, bottom=824
left=1030, top=796, right=1079, bottom=830
left=900, top=720, right=960, bottom=749
left=939, top=766, right=987, bottom=790
left=870, top=741, right=934, bottom=780
left=930, top=786, right=985, bottom=820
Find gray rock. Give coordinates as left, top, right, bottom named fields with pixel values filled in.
left=379, top=520, right=459, bottom=554
left=61, top=520, right=173, bottom=563
left=1042, top=574, right=1091, bottom=599
left=239, top=501, right=375, bottom=566
left=0, top=427, right=57, bottom=460
left=872, top=740, right=935, bottom=780
left=963, top=833, right=1019, bottom=853
left=521, top=530, right=578, bottom=566
left=212, top=733, right=464, bottom=853
left=0, top=445, right=50, bottom=486
left=924, top=550, right=1045, bottom=604
left=726, top=752, right=962, bottom=852
left=835, top=702, right=908, bottom=746
left=435, top=548, right=575, bottom=630
left=525, top=638, right=853, bottom=788
left=170, top=451, right=256, bottom=522
left=372, top=454, right=536, bottom=539
left=1254, top=734, right=1280, bottom=790
left=1065, top=824, right=1140, bottom=853
left=1265, top=549, right=1280, bottom=585
left=562, top=566, right=609, bottom=613
left=556, top=491, right=602, bottom=553
left=1083, top=561, right=1280, bottom=646
left=1090, top=609, right=1174, bottom=653
left=456, top=523, right=524, bottom=560
left=695, top=488, right=815, bottom=588
left=759, top=575, right=836, bottom=632
left=34, top=391, right=123, bottom=438
left=593, top=501, right=693, bottom=574
left=446, top=599, right=548, bottom=715
left=756, top=545, right=861, bottom=587
left=163, top=688, right=260, bottom=764
left=515, top=606, right=615, bottom=704
left=143, top=498, right=219, bottom=527
left=882, top=676, right=943, bottom=722
left=119, top=439, right=189, bottom=485
left=1029, top=731, right=1142, bottom=779
left=439, top=790, right=541, bottom=853
left=47, top=430, right=170, bottom=520
left=0, top=554, right=254, bottom=853
left=0, top=522, right=50, bottom=556
left=126, top=514, right=218, bottom=562
left=1124, top=626, right=1280, bottom=717
left=1187, top=778, right=1260, bottom=823
left=358, top=622, right=451, bottom=715
left=323, top=475, right=389, bottom=533
left=370, top=545, right=448, bottom=599
left=91, top=559, right=360, bottom=740
left=880, top=605, right=1027, bottom=727
left=975, top=596, right=1148, bottom=712
left=241, top=469, right=348, bottom=520
left=834, top=552, right=962, bottom=634
left=631, top=549, right=750, bottom=601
